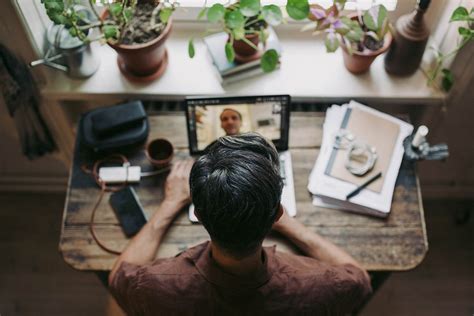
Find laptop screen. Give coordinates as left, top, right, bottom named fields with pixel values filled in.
left=185, top=95, right=290, bottom=155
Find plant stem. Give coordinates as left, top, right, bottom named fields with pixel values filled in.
left=428, top=38, right=469, bottom=85
left=77, top=21, right=113, bottom=31
left=240, top=36, right=258, bottom=50
left=88, top=0, right=101, bottom=22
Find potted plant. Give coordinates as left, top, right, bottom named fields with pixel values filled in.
left=40, top=0, right=177, bottom=81
left=427, top=5, right=473, bottom=91
left=188, top=0, right=288, bottom=72
left=303, top=0, right=392, bottom=73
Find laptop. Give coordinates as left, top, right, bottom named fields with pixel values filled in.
left=185, top=95, right=296, bottom=223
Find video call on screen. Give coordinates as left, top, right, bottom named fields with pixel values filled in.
left=190, top=102, right=283, bottom=151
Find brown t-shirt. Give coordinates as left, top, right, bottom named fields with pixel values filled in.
left=110, top=241, right=371, bottom=315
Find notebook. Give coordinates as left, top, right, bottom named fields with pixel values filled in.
left=325, top=106, right=400, bottom=193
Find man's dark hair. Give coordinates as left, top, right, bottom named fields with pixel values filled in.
left=190, top=133, right=283, bottom=257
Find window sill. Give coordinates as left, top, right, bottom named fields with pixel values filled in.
left=40, top=23, right=444, bottom=103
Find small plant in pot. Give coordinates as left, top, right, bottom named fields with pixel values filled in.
left=41, top=0, right=177, bottom=81
left=303, top=0, right=392, bottom=74
left=188, top=0, right=286, bottom=72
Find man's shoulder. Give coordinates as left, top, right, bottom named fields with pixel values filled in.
left=140, top=241, right=209, bottom=277
left=266, top=251, right=372, bottom=312
left=270, top=250, right=371, bottom=294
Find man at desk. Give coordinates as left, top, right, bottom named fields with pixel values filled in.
left=109, top=133, right=371, bottom=315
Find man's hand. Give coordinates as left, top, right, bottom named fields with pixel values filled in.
left=162, top=159, right=194, bottom=211
left=109, top=159, right=194, bottom=286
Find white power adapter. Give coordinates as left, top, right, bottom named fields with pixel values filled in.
left=98, top=163, right=141, bottom=183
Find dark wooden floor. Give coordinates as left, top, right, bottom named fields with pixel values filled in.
left=0, top=193, right=472, bottom=316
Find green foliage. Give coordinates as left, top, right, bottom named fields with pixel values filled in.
left=191, top=0, right=287, bottom=73
left=450, top=6, right=470, bottom=21
left=197, top=7, right=208, bottom=20
left=428, top=5, right=473, bottom=91
left=41, top=0, right=66, bottom=25
left=40, top=0, right=176, bottom=44
left=305, top=1, right=390, bottom=54
left=160, top=7, right=174, bottom=24
left=240, top=0, right=261, bottom=17
left=260, top=49, right=279, bottom=72
left=286, top=0, right=309, bottom=21
left=233, top=27, right=245, bottom=40
left=324, top=32, right=339, bottom=52
left=262, top=5, right=283, bottom=26
left=225, top=42, right=235, bottom=62
left=109, top=3, right=123, bottom=17
left=363, top=4, right=389, bottom=39
left=207, top=4, right=225, bottom=23
left=225, top=10, right=245, bottom=29
left=188, top=38, right=195, bottom=58
left=441, top=68, right=454, bottom=92
left=103, top=25, right=119, bottom=40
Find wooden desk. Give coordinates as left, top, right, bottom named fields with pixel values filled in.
left=60, top=112, right=428, bottom=271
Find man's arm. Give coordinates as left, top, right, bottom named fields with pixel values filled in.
left=108, top=160, right=194, bottom=286
left=273, top=208, right=368, bottom=277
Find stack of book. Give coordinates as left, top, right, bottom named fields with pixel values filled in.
left=204, top=27, right=282, bottom=85
left=307, top=100, right=414, bottom=217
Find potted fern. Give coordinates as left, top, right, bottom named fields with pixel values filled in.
left=41, top=0, right=177, bottom=81
left=304, top=0, right=392, bottom=73
left=188, top=0, right=289, bottom=73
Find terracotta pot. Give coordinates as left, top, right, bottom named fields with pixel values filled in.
left=232, top=33, right=260, bottom=63
left=101, top=10, right=172, bottom=82
left=340, top=17, right=393, bottom=74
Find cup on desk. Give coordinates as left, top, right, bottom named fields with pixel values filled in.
left=146, top=138, right=174, bottom=168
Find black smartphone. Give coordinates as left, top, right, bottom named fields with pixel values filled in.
left=109, top=186, right=147, bottom=237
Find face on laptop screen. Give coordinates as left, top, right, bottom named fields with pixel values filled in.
left=186, top=97, right=289, bottom=154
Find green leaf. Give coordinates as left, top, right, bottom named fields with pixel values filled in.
left=44, top=2, right=64, bottom=12
left=225, top=10, right=245, bottom=29
left=260, top=49, right=279, bottom=72
left=450, top=6, right=469, bottom=21
left=207, top=4, right=225, bottom=23
left=160, top=7, right=173, bottom=23
left=336, top=16, right=352, bottom=35
left=50, top=13, right=69, bottom=25
left=188, top=38, right=195, bottom=58
left=197, top=7, right=208, bottom=20
left=103, top=25, right=119, bottom=40
left=286, top=0, right=309, bottom=21
left=458, top=27, right=472, bottom=38
left=225, top=42, right=235, bottom=62
left=324, top=33, right=339, bottom=52
left=109, top=3, right=122, bottom=17
left=377, top=5, right=387, bottom=31
left=124, top=8, right=134, bottom=22
left=262, top=5, right=283, bottom=26
left=69, top=27, right=78, bottom=37
left=240, top=0, right=261, bottom=17
left=363, top=4, right=387, bottom=32
left=441, top=68, right=454, bottom=92
left=345, top=24, right=364, bottom=42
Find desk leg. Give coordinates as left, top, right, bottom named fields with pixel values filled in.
left=96, top=271, right=111, bottom=288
